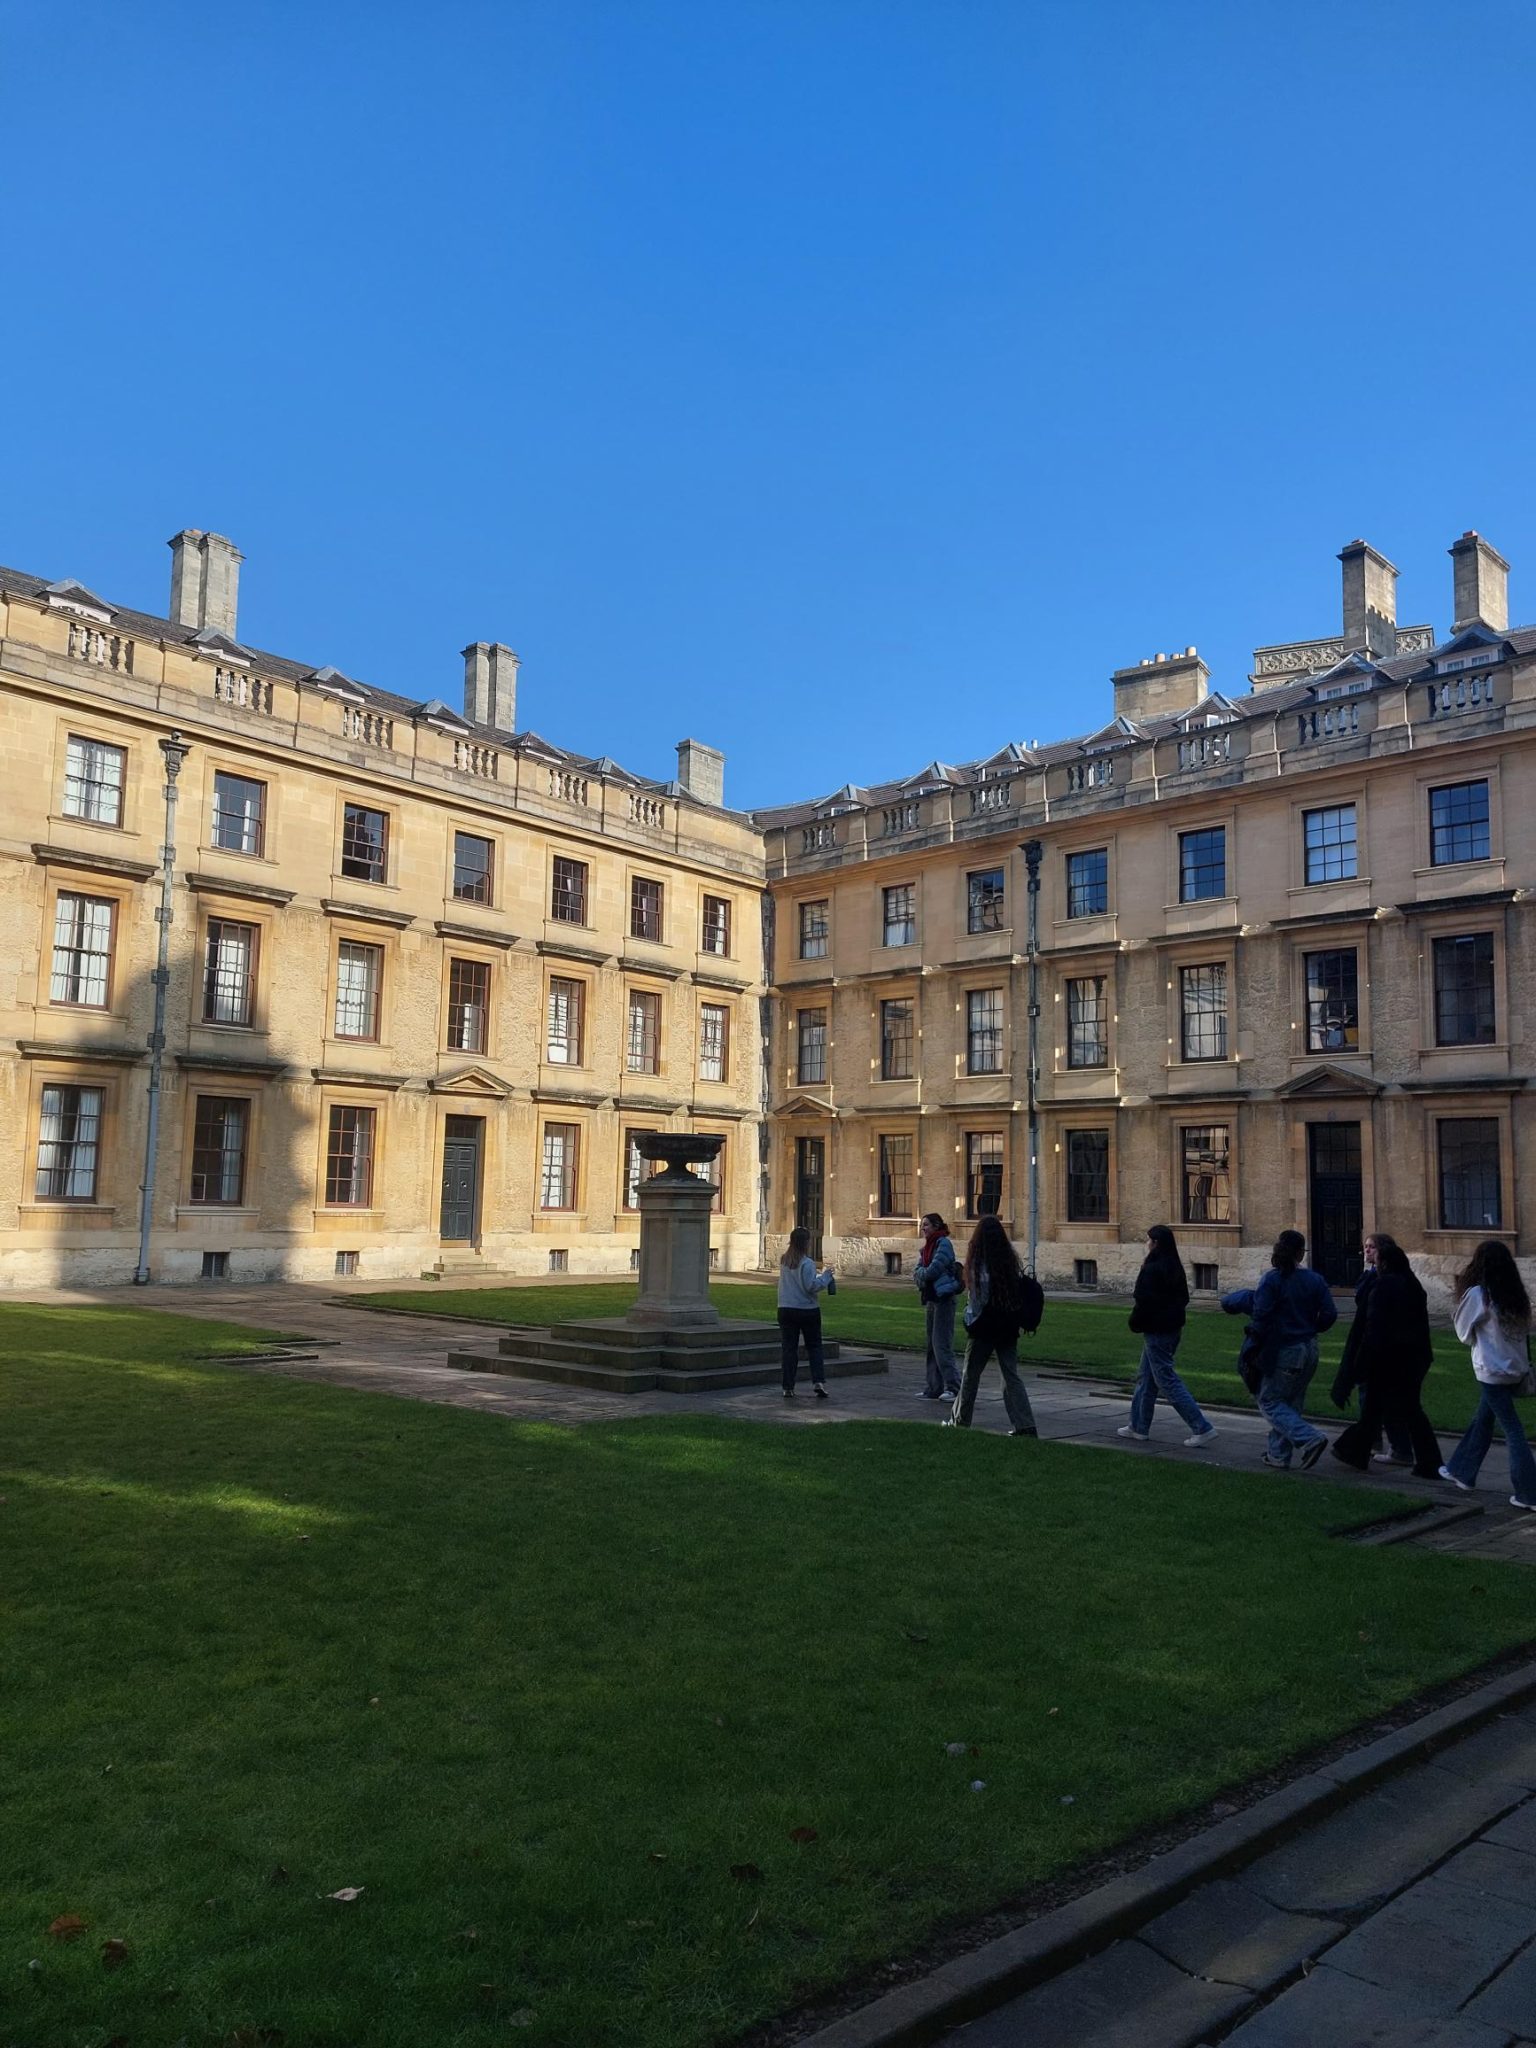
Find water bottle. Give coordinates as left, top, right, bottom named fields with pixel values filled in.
left=825, top=1270, right=837, bottom=1296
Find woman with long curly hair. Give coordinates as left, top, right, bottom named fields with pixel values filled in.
left=943, top=1214, right=1041, bottom=1436
left=1440, top=1240, right=1536, bottom=1509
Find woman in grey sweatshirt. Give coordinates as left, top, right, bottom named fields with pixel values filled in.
left=777, top=1226, right=835, bottom=1398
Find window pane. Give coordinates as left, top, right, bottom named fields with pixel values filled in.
left=50, top=893, right=114, bottom=1007
left=203, top=920, right=256, bottom=1026
left=1067, top=976, right=1108, bottom=1069
left=1179, top=828, right=1226, bottom=902
left=334, top=942, right=381, bottom=1039
left=878, top=1134, right=913, bottom=1216
left=35, top=1083, right=103, bottom=1200
left=551, top=857, right=588, bottom=923
left=1067, top=849, right=1108, bottom=919
left=1182, top=1124, right=1231, bottom=1223
left=702, top=895, right=731, bottom=955
left=966, top=1133, right=1003, bottom=1218
left=211, top=772, right=266, bottom=855
left=1066, top=1129, right=1109, bottom=1222
left=799, top=900, right=829, bottom=959
left=967, top=868, right=1005, bottom=934
left=966, top=988, right=1004, bottom=1073
left=1438, top=1119, right=1502, bottom=1229
left=447, top=957, right=490, bottom=1053
left=190, top=1097, right=247, bottom=1204
left=63, top=736, right=126, bottom=825
left=626, top=990, right=661, bottom=1073
left=1303, top=805, right=1358, bottom=885
left=1433, top=933, right=1496, bottom=1045
left=797, top=1007, right=827, bottom=1085
left=324, top=1105, right=375, bottom=1206
left=452, top=832, right=493, bottom=904
left=340, top=803, right=388, bottom=883
left=547, top=977, right=584, bottom=1064
left=880, top=999, right=913, bottom=1080
left=631, top=876, right=664, bottom=941
left=1305, top=949, right=1359, bottom=1053
left=699, top=1003, right=729, bottom=1082
left=1429, top=781, right=1491, bottom=867
left=624, top=1131, right=663, bottom=1209
left=540, top=1122, right=579, bottom=1209
left=1180, top=964, right=1228, bottom=1061
left=882, top=884, right=915, bottom=947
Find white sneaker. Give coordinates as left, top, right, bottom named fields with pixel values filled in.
left=1439, top=1465, right=1473, bottom=1492
left=1511, top=1497, right=1536, bottom=1512
left=1117, top=1424, right=1150, bottom=1441
left=1184, top=1428, right=1217, bottom=1447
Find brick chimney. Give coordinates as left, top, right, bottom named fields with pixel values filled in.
left=676, top=738, right=725, bottom=805
left=1449, top=531, right=1510, bottom=635
left=462, top=642, right=519, bottom=736
left=1339, top=539, right=1397, bottom=657
left=1111, top=648, right=1208, bottom=723
left=167, top=529, right=243, bottom=637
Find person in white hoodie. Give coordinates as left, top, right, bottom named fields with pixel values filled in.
left=1440, top=1239, right=1536, bottom=1510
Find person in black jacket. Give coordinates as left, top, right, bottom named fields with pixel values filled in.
left=1330, top=1233, right=1413, bottom=1465
left=1329, top=1238, right=1442, bottom=1477
left=1118, top=1224, right=1218, bottom=1447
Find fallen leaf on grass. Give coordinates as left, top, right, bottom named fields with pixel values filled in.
left=970, top=1780, right=987, bottom=1793
left=1060, top=1795, right=1076, bottom=1807
left=788, top=1826, right=818, bottom=1844
left=508, top=2013, right=536, bottom=2029
left=944, top=1742, right=968, bottom=1757
left=101, top=1938, right=130, bottom=1970
left=646, top=1851, right=667, bottom=1864
left=267, top=1866, right=290, bottom=1887
left=449, top=1926, right=480, bottom=1949
left=48, top=1915, right=87, bottom=1942
left=730, top=1863, right=765, bottom=1885
left=325, top=1887, right=364, bottom=1903
left=904, top=1628, right=929, bottom=1644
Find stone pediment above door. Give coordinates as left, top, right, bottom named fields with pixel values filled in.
left=1276, top=1064, right=1382, bottom=1100
left=429, top=1065, right=514, bottom=1099
left=776, top=1091, right=837, bottom=1118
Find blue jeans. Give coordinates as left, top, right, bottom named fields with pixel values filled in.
left=953, top=1318, right=1037, bottom=1432
left=1446, top=1384, right=1536, bottom=1505
left=924, top=1295, right=961, bottom=1395
left=1258, top=1340, right=1326, bottom=1464
left=1129, top=1330, right=1211, bottom=1436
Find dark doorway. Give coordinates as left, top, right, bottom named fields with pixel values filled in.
left=794, top=1136, right=825, bottom=1261
left=1308, top=1121, right=1363, bottom=1288
left=440, top=1115, right=484, bottom=1242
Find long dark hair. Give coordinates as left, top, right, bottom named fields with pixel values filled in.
left=1143, top=1223, right=1185, bottom=1286
left=1271, top=1229, right=1306, bottom=1274
left=781, top=1227, right=812, bottom=1270
left=1374, top=1237, right=1412, bottom=1279
left=964, top=1214, right=1028, bottom=1314
left=1454, top=1240, right=1531, bottom=1330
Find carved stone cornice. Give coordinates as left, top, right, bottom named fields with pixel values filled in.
left=433, top=919, right=518, bottom=950
left=188, top=871, right=296, bottom=908
left=321, top=897, right=415, bottom=929
left=32, top=842, right=156, bottom=884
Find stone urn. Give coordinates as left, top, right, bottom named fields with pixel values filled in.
left=629, top=1133, right=726, bottom=1327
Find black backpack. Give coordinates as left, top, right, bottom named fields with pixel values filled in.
left=1017, top=1272, right=1045, bottom=1335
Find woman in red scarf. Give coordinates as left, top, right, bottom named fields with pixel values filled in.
left=915, top=1213, right=963, bottom=1400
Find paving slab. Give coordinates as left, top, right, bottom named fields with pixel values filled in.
left=947, top=1936, right=1251, bottom=2046
left=1438, top=1841, right=1536, bottom=1910
left=1320, top=1870, right=1536, bottom=2003
left=1218, top=1964, right=1514, bottom=2048
left=1426, top=1712, right=1536, bottom=1792
left=1464, top=1941, right=1536, bottom=2039
left=1242, top=1763, right=1525, bottom=1916
left=1136, top=1876, right=1343, bottom=1992
left=1485, top=1799, right=1536, bottom=1857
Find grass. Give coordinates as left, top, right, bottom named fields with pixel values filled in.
left=356, top=1280, right=1488, bottom=1434
left=3, top=1303, right=1532, bottom=2047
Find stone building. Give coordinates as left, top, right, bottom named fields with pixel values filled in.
left=4, top=524, right=1533, bottom=1302
left=758, top=533, right=1536, bottom=1307
left=0, top=532, right=764, bottom=1286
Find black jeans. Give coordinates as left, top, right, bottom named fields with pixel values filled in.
left=1334, top=1367, right=1442, bottom=1477
left=778, top=1307, right=825, bottom=1391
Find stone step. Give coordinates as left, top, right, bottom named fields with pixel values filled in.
left=496, top=1327, right=857, bottom=1373
left=446, top=1346, right=888, bottom=1394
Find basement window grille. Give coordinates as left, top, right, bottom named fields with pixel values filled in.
left=200, top=1250, right=230, bottom=1280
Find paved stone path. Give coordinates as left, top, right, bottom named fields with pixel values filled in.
left=950, top=1706, right=1536, bottom=2047
left=16, top=1279, right=1536, bottom=1564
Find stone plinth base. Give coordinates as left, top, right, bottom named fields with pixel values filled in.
left=447, top=1316, right=888, bottom=1394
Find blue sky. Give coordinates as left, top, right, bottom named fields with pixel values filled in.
left=3, top=1, right=1534, bottom=808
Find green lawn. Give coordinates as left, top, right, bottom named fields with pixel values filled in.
left=357, top=1281, right=1487, bottom=1434
left=3, top=1304, right=1531, bottom=2047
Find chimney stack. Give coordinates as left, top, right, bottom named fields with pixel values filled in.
left=1449, top=531, right=1510, bottom=635
left=1111, top=648, right=1208, bottom=723
left=167, top=529, right=243, bottom=638
left=676, top=738, right=725, bottom=806
left=1339, top=539, right=1397, bottom=657
left=462, top=642, right=519, bottom=736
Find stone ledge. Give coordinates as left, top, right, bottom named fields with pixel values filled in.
left=31, top=840, right=157, bottom=883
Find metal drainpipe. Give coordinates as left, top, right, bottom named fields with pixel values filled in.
left=1022, top=838, right=1043, bottom=1276
left=133, top=731, right=191, bottom=1286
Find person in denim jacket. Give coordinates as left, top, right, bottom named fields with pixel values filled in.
left=913, top=1213, right=963, bottom=1400
left=1222, top=1229, right=1338, bottom=1471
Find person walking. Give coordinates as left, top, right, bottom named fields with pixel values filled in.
left=1328, top=1236, right=1442, bottom=1478
left=944, top=1215, right=1042, bottom=1436
left=914, top=1213, right=964, bottom=1400
left=1117, top=1224, right=1217, bottom=1448
left=1440, top=1240, right=1536, bottom=1511
left=777, top=1227, right=834, bottom=1400
left=1222, top=1229, right=1338, bottom=1471
left=1330, top=1233, right=1415, bottom=1467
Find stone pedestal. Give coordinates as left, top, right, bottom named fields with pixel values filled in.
left=630, top=1137, right=722, bottom=1328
